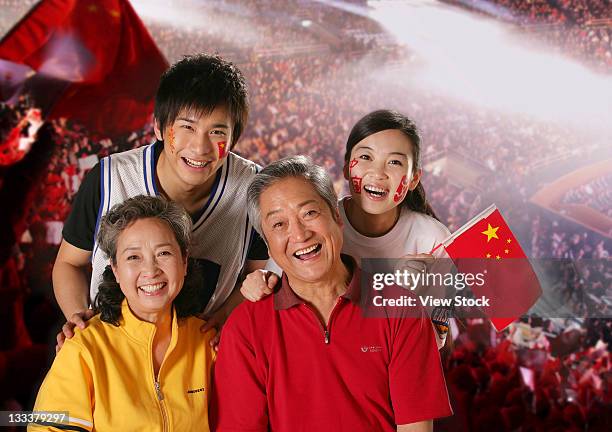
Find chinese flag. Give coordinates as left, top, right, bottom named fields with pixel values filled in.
left=0, top=0, right=168, bottom=136
left=443, top=205, right=542, bottom=331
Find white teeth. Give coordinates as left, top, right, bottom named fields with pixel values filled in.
left=364, top=185, right=386, bottom=194
left=139, top=282, right=166, bottom=293
left=295, top=244, right=320, bottom=256
left=184, top=157, right=208, bottom=168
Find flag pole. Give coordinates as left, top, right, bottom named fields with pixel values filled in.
left=439, top=204, right=498, bottom=249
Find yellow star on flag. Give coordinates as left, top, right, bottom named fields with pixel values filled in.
left=496, top=255, right=501, bottom=260
left=505, top=249, right=509, bottom=254
left=506, top=239, right=512, bottom=244
left=481, top=223, right=499, bottom=242
left=486, top=253, right=491, bottom=258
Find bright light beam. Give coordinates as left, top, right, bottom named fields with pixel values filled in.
left=320, top=0, right=612, bottom=131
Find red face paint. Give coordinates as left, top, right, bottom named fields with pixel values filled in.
left=348, top=158, right=362, bottom=193
left=393, top=175, right=409, bottom=203
left=351, top=176, right=363, bottom=194
left=217, top=141, right=227, bottom=159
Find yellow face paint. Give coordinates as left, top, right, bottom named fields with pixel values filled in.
left=218, top=141, right=227, bottom=159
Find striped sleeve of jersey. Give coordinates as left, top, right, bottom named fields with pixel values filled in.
left=29, top=339, right=94, bottom=432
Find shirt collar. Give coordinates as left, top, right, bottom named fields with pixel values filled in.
left=274, top=254, right=361, bottom=310
left=119, top=299, right=179, bottom=346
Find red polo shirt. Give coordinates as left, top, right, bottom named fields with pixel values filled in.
left=211, top=257, right=452, bottom=431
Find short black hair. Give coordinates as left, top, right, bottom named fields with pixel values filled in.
left=154, top=54, right=249, bottom=148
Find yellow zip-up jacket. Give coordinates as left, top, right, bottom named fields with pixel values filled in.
left=29, top=301, right=216, bottom=431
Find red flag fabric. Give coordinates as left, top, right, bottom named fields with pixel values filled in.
left=0, top=0, right=168, bottom=136
left=444, top=205, right=542, bottom=331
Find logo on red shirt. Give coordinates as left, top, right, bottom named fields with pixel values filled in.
left=361, top=345, right=383, bottom=353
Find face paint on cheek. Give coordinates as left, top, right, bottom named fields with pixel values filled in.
left=393, top=175, right=410, bottom=203
left=167, top=127, right=176, bottom=154
left=348, top=159, right=362, bottom=193
left=217, top=141, right=227, bottom=159
left=351, top=176, right=362, bottom=194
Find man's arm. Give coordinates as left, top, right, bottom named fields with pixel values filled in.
left=398, top=421, right=432, bottom=432
left=54, top=163, right=101, bottom=321
left=52, top=164, right=101, bottom=348
left=52, top=240, right=95, bottom=351
left=52, top=240, right=91, bottom=320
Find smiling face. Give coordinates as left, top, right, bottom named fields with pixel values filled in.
left=111, top=218, right=187, bottom=322
left=345, top=129, right=421, bottom=216
left=259, top=177, right=344, bottom=286
left=155, top=105, right=232, bottom=193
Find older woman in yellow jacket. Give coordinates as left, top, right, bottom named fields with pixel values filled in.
left=29, top=195, right=216, bottom=431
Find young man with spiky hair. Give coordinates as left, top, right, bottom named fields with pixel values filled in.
left=53, top=54, right=267, bottom=345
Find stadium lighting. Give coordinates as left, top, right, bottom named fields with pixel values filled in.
left=301, top=19, right=313, bottom=27
left=321, top=0, right=611, bottom=130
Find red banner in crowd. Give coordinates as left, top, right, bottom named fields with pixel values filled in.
left=443, top=205, right=543, bottom=331
left=0, top=0, right=168, bottom=136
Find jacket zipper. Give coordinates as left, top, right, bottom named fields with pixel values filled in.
left=305, top=297, right=343, bottom=345
left=155, top=378, right=169, bottom=431
left=152, top=330, right=169, bottom=432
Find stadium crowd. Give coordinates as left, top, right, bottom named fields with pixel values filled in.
left=562, top=175, right=612, bottom=217
left=486, top=0, right=610, bottom=24
left=445, top=0, right=611, bottom=70
left=443, top=320, right=611, bottom=431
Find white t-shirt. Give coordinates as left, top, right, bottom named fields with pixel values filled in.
left=338, top=196, right=451, bottom=263
left=339, top=196, right=452, bottom=349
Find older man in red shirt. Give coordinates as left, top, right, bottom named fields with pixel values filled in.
left=211, top=156, right=452, bottom=431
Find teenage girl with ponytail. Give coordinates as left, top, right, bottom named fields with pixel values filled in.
left=241, top=109, right=452, bottom=348
left=340, top=109, right=447, bottom=262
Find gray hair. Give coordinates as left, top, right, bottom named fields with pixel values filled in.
left=247, top=155, right=338, bottom=237
left=97, top=195, right=192, bottom=264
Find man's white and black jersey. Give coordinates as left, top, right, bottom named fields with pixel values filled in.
left=90, top=142, right=261, bottom=314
